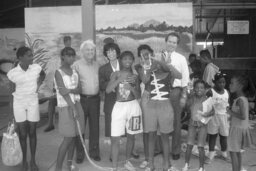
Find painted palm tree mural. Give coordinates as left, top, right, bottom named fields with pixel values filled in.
left=25, top=33, right=50, bottom=71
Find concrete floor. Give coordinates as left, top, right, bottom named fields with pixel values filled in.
left=1, top=103, right=256, bottom=171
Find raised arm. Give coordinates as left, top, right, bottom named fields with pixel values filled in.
left=136, top=65, right=151, bottom=84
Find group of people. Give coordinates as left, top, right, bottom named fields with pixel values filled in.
left=6, top=32, right=254, bottom=171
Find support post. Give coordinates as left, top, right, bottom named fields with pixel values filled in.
left=81, top=0, right=96, bottom=42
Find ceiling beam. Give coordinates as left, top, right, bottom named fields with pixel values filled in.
left=195, top=14, right=250, bottom=18
left=0, top=3, right=24, bottom=13
left=193, top=3, right=256, bottom=9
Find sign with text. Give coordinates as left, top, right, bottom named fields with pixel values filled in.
left=227, top=20, right=249, bottom=34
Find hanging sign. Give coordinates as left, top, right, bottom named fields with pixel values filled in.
left=227, top=20, right=249, bottom=34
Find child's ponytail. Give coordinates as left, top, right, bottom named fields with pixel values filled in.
left=234, top=74, right=256, bottom=98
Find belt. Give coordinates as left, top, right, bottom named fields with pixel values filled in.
left=80, top=93, right=99, bottom=99
left=117, top=99, right=134, bottom=103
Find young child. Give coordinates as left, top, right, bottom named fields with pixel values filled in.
left=182, top=80, right=214, bottom=171
left=207, top=72, right=230, bottom=161
left=54, top=47, right=84, bottom=171
left=227, top=74, right=254, bottom=171
left=7, top=46, right=45, bottom=171
left=106, top=51, right=143, bottom=171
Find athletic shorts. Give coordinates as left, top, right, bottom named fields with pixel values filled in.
left=141, top=91, right=174, bottom=134
left=208, top=114, right=229, bottom=136
left=13, top=96, right=40, bottom=123
left=111, top=100, right=143, bottom=137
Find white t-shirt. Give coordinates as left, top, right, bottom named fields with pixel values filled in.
left=203, top=63, right=219, bottom=87
left=7, top=63, right=42, bottom=100
left=211, top=88, right=229, bottom=115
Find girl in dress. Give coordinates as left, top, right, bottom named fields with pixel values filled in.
left=54, top=47, right=84, bottom=171
left=227, top=74, right=254, bottom=171
left=207, top=72, right=230, bottom=161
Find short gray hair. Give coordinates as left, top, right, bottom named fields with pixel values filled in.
left=80, top=39, right=96, bottom=52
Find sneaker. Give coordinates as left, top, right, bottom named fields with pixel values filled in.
left=198, top=167, right=205, bottom=171
left=139, top=161, right=149, bottom=169
left=182, top=163, right=189, bottom=171
left=220, top=151, right=230, bottom=162
left=124, top=161, right=136, bottom=171
left=192, top=146, right=199, bottom=156
left=218, top=155, right=230, bottom=162
left=221, top=151, right=228, bottom=158
left=145, top=167, right=155, bottom=171
left=167, top=166, right=179, bottom=171
left=241, top=167, right=247, bottom=171
left=208, top=151, right=216, bottom=160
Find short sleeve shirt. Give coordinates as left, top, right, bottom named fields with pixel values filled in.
left=73, top=59, right=99, bottom=95
left=7, top=63, right=42, bottom=99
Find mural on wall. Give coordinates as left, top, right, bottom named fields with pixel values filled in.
left=25, top=3, right=193, bottom=97
left=96, top=3, right=193, bottom=64
left=0, top=28, right=25, bottom=95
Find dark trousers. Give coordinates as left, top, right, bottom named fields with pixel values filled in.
left=208, top=134, right=227, bottom=152
left=170, top=87, right=182, bottom=155
left=104, top=111, right=111, bottom=137
left=77, top=95, right=100, bottom=157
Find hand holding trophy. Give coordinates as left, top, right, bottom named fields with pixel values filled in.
left=161, top=50, right=171, bottom=64
left=141, top=53, right=152, bottom=74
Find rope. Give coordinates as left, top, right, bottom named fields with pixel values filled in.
left=75, top=117, right=113, bottom=171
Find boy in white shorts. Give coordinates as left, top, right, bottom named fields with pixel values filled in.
left=106, top=51, right=143, bottom=171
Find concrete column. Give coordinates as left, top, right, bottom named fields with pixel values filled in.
left=81, top=0, right=95, bottom=42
